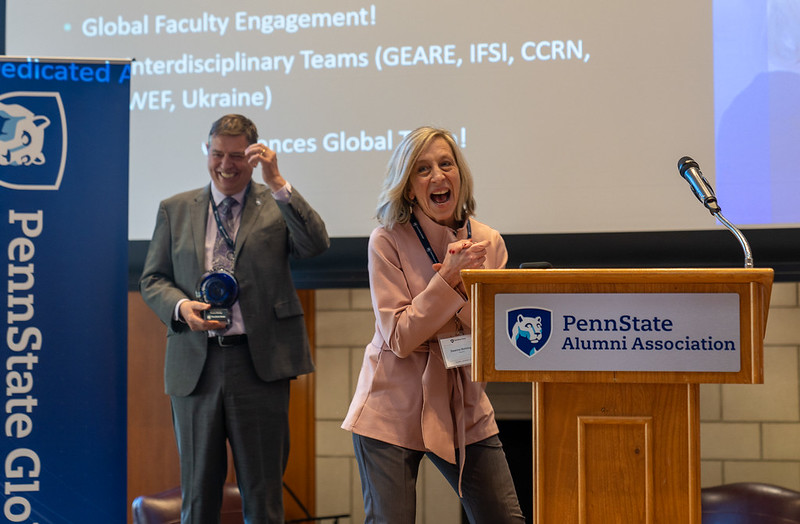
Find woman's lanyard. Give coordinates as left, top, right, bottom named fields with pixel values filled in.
left=409, top=213, right=473, bottom=363
left=409, top=213, right=472, bottom=265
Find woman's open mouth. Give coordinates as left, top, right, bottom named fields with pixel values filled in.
left=431, top=189, right=450, bottom=204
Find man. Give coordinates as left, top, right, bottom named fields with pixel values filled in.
left=139, top=114, right=329, bottom=523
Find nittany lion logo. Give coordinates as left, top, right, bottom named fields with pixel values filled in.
left=0, top=91, right=67, bottom=190
left=507, top=308, right=552, bottom=356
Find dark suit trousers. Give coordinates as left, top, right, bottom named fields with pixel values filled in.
left=170, top=340, right=291, bottom=524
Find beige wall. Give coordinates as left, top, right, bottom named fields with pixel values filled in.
left=313, top=282, right=800, bottom=523
left=700, top=282, right=800, bottom=487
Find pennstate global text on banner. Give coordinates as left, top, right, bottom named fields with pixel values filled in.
left=1, top=57, right=130, bottom=523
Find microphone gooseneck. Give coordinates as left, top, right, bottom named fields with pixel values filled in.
left=677, top=156, right=753, bottom=268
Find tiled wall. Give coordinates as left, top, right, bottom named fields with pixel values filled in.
left=700, top=282, right=800, bottom=487
left=314, top=282, right=800, bottom=523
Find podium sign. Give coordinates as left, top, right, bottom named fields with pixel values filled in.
left=495, top=292, right=741, bottom=372
left=462, top=268, right=773, bottom=524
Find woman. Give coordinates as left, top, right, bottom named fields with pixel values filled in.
left=342, top=126, right=524, bottom=523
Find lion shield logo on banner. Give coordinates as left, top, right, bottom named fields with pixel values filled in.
left=0, top=91, right=67, bottom=190
left=507, top=308, right=552, bottom=356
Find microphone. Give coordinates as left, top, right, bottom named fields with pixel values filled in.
left=677, top=156, right=720, bottom=214
left=676, top=155, right=753, bottom=267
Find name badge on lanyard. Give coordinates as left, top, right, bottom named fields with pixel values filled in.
left=439, top=333, right=472, bottom=368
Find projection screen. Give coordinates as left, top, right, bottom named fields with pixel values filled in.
left=4, top=0, right=799, bottom=281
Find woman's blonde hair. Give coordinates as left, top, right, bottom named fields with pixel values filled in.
left=375, top=126, right=475, bottom=228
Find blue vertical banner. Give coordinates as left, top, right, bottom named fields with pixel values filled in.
left=1, top=57, right=130, bottom=523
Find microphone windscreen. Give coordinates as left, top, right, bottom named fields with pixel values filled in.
left=678, top=156, right=699, bottom=177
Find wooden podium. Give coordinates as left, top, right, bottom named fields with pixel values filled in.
left=461, top=268, right=773, bottom=524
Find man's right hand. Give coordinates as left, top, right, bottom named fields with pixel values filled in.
left=179, top=300, right=227, bottom=331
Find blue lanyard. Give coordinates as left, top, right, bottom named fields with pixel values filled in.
left=210, top=184, right=249, bottom=251
left=210, top=196, right=236, bottom=251
left=409, top=213, right=472, bottom=265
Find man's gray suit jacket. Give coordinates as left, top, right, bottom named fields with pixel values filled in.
left=139, top=182, right=330, bottom=396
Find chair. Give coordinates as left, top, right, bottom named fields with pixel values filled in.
left=701, top=482, right=800, bottom=524
left=131, top=483, right=243, bottom=524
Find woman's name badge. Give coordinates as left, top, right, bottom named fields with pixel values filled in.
left=438, top=333, right=472, bottom=368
